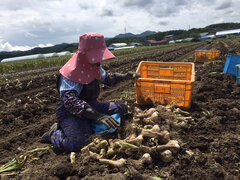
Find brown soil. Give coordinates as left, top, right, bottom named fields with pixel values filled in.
left=0, top=39, right=240, bottom=179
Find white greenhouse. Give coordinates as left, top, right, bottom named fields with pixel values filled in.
left=108, top=43, right=128, bottom=50
left=216, top=29, right=240, bottom=38
left=57, top=51, right=72, bottom=56
left=113, top=46, right=135, bottom=51
left=1, top=51, right=72, bottom=63
left=44, top=52, right=59, bottom=58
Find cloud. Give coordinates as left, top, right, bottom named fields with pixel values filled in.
left=123, top=0, right=154, bottom=7
left=159, top=21, right=169, bottom=26
left=24, top=31, right=38, bottom=38
left=148, top=1, right=194, bottom=18
left=101, top=9, right=114, bottom=17
left=215, top=1, right=233, bottom=10
left=0, top=0, right=29, bottom=11
left=0, top=0, right=239, bottom=52
left=0, top=40, right=53, bottom=52
left=78, top=1, right=92, bottom=10
left=175, top=0, right=188, bottom=6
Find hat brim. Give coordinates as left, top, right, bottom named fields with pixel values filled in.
left=86, top=47, right=115, bottom=64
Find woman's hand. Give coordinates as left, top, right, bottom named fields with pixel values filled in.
left=82, top=106, right=120, bottom=129
left=95, top=114, right=120, bottom=129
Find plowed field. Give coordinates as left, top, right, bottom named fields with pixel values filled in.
left=0, top=39, right=240, bottom=179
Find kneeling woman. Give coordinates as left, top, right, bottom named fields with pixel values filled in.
left=41, top=32, right=138, bottom=153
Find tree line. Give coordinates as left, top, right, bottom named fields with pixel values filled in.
left=105, top=22, right=240, bottom=46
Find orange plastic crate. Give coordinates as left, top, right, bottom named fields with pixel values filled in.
left=194, top=50, right=220, bottom=62
left=135, top=61, right=195, bottom=108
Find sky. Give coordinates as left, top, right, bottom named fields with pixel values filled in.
left=0, top=0, right=239, bottom=52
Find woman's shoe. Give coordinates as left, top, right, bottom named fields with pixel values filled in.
left=40, top=123, right=58, bottom=144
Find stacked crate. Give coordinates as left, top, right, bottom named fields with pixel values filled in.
left=194, top=50, right=220, bottom=62
left=135, top=61, right=195, bottom=108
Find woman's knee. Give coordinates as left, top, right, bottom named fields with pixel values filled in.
left=62, top=136, right=86, bottom=152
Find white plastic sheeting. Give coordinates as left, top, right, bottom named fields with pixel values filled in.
left=1, top=51, right=72, bottom=63
left=44, top=52, right=59, bottom=58
left=216, top=29, right=240, bottom=37
left=113, top=46, right=135, bottom=51
left=108, top=43, right=128, bottom=50
left=58, top=51, right=72, bottom=56
left=109, top=43, right=127, bottom=48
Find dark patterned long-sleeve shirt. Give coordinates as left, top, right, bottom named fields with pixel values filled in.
left=59, top=66, right=120, bottom=116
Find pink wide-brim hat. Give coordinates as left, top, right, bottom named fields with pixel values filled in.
left=59, top=33, right=115, bottom=84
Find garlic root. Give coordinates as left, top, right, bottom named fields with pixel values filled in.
left=136, top=108, right=156, bottom=118
left=99, top=158, right=126, bottom=168
left=153, top=140, right=180, bottom=153
left=125, top=134, right=143, bottom=146
left=140, top=140, right=180, bottom=154
left=144, top=111, right=159, bottom=123
left=160, top=150, right=172, bottom=162
left=129, top=153, right=152, bottom=169
left=141, top=129, right=170, bottom=144
left=89, top=151, right=103, bottom=160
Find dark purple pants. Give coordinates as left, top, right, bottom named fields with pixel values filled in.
left=51, top=100, right=127, bottom=152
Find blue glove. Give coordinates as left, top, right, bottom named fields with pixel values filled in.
left=83, top=106, right=120, bottom=129
left=93, top=114, right=121, bottom=134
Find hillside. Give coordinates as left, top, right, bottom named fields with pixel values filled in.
left=114, top=30, right=157, bottom=38
left=106, top=22, right=240, bottom=45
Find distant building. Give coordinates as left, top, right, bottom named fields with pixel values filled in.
left=108, top=43, right=127, bottom=50
left=184, top=38, right=193, bottom=41
left=113, top=46, right=135, bottom=51
left=200, top=32, right=209, bottom=37
left=199, top=30, right=217, bottom=40
left=198, top=34, right=215, bottom=41
left=198, top=28, right=240, bottom=40
left=216, top=29, right=240, bottom=38
left=1, top=54, right=45, bottom=63
left=144, top=40, right=167, bottom=46
left=129, top=42, right=142, bottom=47
left=1, top=51, right=71, bottom=63
left=107, top=43, right=138, bottom=51
left=164, top=35, right=176, bottom=42
left=169, top=40, right=175, bottom=44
